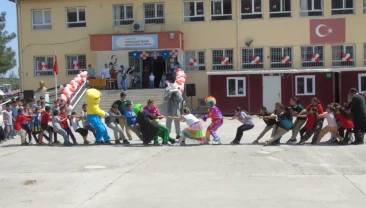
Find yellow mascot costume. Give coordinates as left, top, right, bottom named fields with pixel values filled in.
left=85, top=88, right=111, bottom=144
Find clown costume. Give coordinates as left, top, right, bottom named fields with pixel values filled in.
left=202, top=96, right=223, bottom=145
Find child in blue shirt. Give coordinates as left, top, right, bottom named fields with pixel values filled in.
left=11, top=101, right=19, bottom=137
left=124, top=103, right=142, bottom=140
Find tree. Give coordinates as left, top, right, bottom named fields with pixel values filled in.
left=8, top=70, right=18, bottom=79
left=0, top=12, right=16, bottom=75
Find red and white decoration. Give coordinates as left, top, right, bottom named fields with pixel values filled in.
left=281, top=55, right=290, bottom=64
left=140, top=51, right=149, bottom=60
left=311, top=54, right=320, bottom=62
left=40, top=62, right=48, bottom=70
left=61, top=71, right=88, bottom=102
left=170, top=49, right=178, bottom=59
left=342, top=53, right=351, bottom=62
left=221, top=57, right=229, bottom=65
left=251, top=56, right=260, bottom=64
left=189, top=58, right=198, bottom=66
left=72, top=61, right=80, bottom=70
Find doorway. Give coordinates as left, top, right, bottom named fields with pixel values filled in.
left=142, top=57, right=166, bottom=88
left=263, top=76, right=281, bottom=112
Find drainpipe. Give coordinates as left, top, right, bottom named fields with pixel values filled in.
left=236, top=0, right=240, bottom=71
left=15, top=0, right=24, bottom=91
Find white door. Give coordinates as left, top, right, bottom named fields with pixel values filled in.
left=263, top=76, right=281, bottom=112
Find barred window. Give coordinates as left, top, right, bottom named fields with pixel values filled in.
left=270, top=47, right=292, bottom=69
left=144, top=3, right=165, bottom=24
left=211, top=0, right=232, bottom=21
left=184, top=1, right=205, bottom=22
left=241, top=0, right=262, bottom=19
left=269, top=0, right=291, bottom=18
left=332, top=45, right=355, bottom=67
left=66, top=55, right=86, bottom=76
left=242, top=48, right=263, bottom=70
left=34, top=56, right=54, bottom=77
left=113, top=5, right=134, bottom=25
left=301, top=46, right=324, bottom=68
left=184, top=51, right=206, bottom=71
left=212, top=49, right=234, bottom=70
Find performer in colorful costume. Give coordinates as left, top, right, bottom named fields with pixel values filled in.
left=164, top=68, right=186, bottom=139
left=202, top=96, right=223, bottom=145
left=85, top=88, right=111, bottom=144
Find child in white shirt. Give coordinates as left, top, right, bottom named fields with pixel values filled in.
left=314, top=104, right=338, bottom=144
left=71, top=112, right=90, bottom=144
left=149, top=73, right=155, bottom=89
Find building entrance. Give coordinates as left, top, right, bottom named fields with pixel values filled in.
left=142, top=57, right=166, bottom=88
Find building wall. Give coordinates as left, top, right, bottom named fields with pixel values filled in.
left=17, top=0, right=366, bottom=108
left=340, top=71, right=366, bottom=102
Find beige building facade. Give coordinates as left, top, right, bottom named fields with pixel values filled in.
left=12, top=0, right=366, bottom=108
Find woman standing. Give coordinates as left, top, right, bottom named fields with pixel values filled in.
left=127, top=65, right=135, bottom=89
left=229, top=107, right=255, bottom=145
left=286, top=97, right=306, bottom=144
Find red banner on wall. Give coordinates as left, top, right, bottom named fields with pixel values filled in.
left=310, top=18, right=345, bottom=45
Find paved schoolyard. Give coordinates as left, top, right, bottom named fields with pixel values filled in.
left=0, top=118, right=365, bottom=208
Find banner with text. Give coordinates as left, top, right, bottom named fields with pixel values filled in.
left=112, top=34, right=158, bottom=50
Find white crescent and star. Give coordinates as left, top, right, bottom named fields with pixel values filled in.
left=315, top=24, right=333, bottom=38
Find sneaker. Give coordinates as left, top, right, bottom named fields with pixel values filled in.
left=230, top=140, right=240, bottom=145
left=176, top=135, right=181, bottom=140
left=264, top=141, right=269, bottom=146
left=48, top=141, right=54, bottom=145
left=286, top=139, right=297, bottom=144
left=72, top=141, right=78, bottom=145
left=162, top=142, right=172, bottom=146
left=94, top=141, right=104, bottom=145
left=63, top=142, right=72, bottom=146
left=122, top=139, right=130, bottom=145
left=115, top=139, right=122, bottom=145
left=252, top=140, right=259, bottom=145
left=54, top=141, right=62, bottom=145
left=84, top=140, right=90, bottom=145
left=104, top=140, right=113, bottom=145
left=297, top=140, right=305, bottom=145
left=21, top=143, right=29, bottom=146
left=154, top=141, right=161, bottom=146
left=174, top=142, right=180, bottom=146
left=351, top=141, right=364, bottom=145
left=212, top=138, right=221, bottom=145
left=168, top=138, right=176, bottom=145
left=205, top=138, right=211, bottom=144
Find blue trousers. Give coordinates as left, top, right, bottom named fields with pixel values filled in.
left=121, top=79, right=127, bottom=91
left=150, top=81, right=154, bottom=88
left=87, top=114, right=110, bottom=142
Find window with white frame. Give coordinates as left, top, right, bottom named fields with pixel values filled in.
left=144, top=3, right=165, bottom=24
left=66, top=55, right=86, bottom=76
left=242, top=48, right=263, bottom=70
left=184, top=1, right=205, bottom=22
left=227, top=77, right=246, bottom=97
left=296, top=75, right=315, bottom=96
left=270, top=47, right=292, bottom=69
left=32, top=10, right=52, bottom=30
left=332, top=45, right=355, bottom=67
left=211, top=0, right=232, bottom=21
left=66, top=7, right=86, bottom=28
left=301, top=46, right=324, bottom=68
left=34, top=56, right=54, bottom=77
left=358, top=74, right=366, bottom=93
left=184, top=51, right=206, bottom=71
left=241, top=0, right=262, bottom=19
left=212, top=49, right=234, bottom=70
left=300, top=0, right=323, bottom=17
left=269, top=0, right=291, bottom=18
left=364, top=44, right=366, bottom=65
left=113, top=5, right=134, bottom=25
left=331, top=0, right=354, bottom=15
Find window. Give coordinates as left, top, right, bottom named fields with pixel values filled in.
left=301, top=46, right=324, bottom=68
left=113, top=5, right=134, bottom=25
left=211, top=0, right=232, bottom=21
left=184, top=51, right=206, bottom=71
left=227, top=77, right=246, bottom=97
left=66, top=7, right=86, bottom=28
left=241, top=0, right=262, bottom=19
left=331, top=0, right=354, bottom=15
left=270, top=47, right=292, bottom=69
left=364, top=0, right=366, bottom=13
left=144, top=3, right=165, bottom=24
left=269, top=0, right=291, bottom=18
left=242, top=48, right=263, bottom=70
left=358, top=74, right=366, bottom=93
left=66, top=55, right=86, bottom=76
left=212, top=49, right=234, bottom=70
left=332, top=45, right=355, bottom=67
left=296, top=76, right=315, bottom=96
left=364, top=44, right=366, bottom=65
left=34, top=56, right=54, bottom=77
left=32, top=10, right=51, bottom=30
left=300, top=0, right=323, bottom=16
left=184, top=1, right=205, bottom=22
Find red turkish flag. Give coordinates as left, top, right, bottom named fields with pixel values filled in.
left=53, top=55, right=58, bottom=75
left=310, top=18, right=345, bottom=45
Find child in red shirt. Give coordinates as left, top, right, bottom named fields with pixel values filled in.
left=14, top=108, right=33, bottom=145
left=298, top=107, right=320, bottom=145
left=41, top=106, right=59, bottom=144
left=59, top=106, right=77, bottom=144
left=335, top=106, right=354, bottom=145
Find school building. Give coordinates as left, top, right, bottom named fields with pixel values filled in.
left=11, top=0, right=366, bottom=113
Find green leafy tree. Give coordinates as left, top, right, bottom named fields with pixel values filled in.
left=0, top=12, right=16, bottom=74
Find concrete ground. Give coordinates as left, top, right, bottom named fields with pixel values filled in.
left=0, top=117, right=366, bottom=208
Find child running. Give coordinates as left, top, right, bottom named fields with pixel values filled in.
left=229, top=107, right=255, bottom=145
left=314, top=104, right=338, bottom=144
left=297, top=107, right=319, bottom=145
left=202, top=96, right=223, bottom=145
left=70, top=112, right=90, bottom=144
left=168, top=108, right=205, bottom=145
left=252, top=106, right=276, bottom=144
left=14, top=108, right=33, bottom=146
